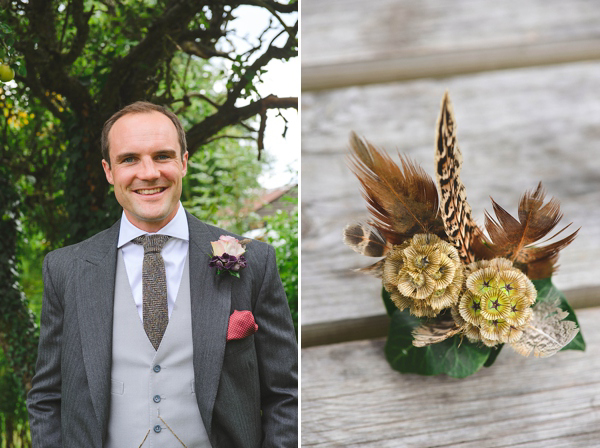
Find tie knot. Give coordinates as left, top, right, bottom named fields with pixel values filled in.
left=132, top=234, right=171, bottom=254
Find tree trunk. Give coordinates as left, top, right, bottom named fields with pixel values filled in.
left=62, top=118, right=121, bottom=244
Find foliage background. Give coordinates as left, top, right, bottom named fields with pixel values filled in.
left=0, top=1, right=298, bottom=445
left=263, top=196, right=298, bottom=336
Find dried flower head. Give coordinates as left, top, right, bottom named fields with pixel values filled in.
left=455, top=258, right=536, bottom=346
left=383, top=234, right=463, bottom=317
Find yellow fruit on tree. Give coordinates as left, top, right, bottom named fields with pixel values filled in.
left=0, top=64, right=15, bottom=82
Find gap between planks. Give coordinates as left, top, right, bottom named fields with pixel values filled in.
left=302, top=39, right=600, bottom=91
left=301, top=284, right=600, bottom=348
left=301, top=307, right=600, bottom=447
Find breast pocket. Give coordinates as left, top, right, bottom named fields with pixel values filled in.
left=224, top=334, right=255, bottom=358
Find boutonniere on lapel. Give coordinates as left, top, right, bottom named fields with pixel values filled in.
left=209, top=235, right=251, bottom=278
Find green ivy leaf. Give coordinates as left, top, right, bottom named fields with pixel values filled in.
left=384, top=308, right=491, bottom=378
left=381, top=288, right=396, bottom=318
left=483, top=344, right=503, bottom=367
left=532, top=278, right=585, bottom=352
left=0, top=23, right=12, bottom=34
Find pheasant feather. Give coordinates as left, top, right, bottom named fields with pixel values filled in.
left=343, top=222, right=390, bottom=257
left=412, top=315, right=462, bottom=347
left=485, top=182, right=579, bottom=278
left=348, top=132, right=445, bottom=245
left=434, top=91, right=492, bottom=263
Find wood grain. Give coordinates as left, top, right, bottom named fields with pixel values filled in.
left=301, top=285, right=600, bottom=348
left=301, top=61, right=600, bottom=329
left=302, top=0, right=600, bottom=90
left=301, top=306, right=600, bottom=447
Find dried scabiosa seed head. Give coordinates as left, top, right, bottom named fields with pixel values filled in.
left=383, top=234, right=463, bottom=317
left=454, top=258, right=536, bottom=346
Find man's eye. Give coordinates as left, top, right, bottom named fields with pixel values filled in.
left=123, top=157, right=135, bottom=163
left=156, top=154, right=170, bottom=160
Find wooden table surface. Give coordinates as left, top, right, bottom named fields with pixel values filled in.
left=302, top=0, right=600, bottom=90
left=301, top=307, right=600, bottom=447
left=300, top=1, right=600, bottom=445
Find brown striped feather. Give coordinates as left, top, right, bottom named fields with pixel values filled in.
left=485, top=182, right=579, bottom=278
left=434, top=91, right=492, bottom=263
left=412, top=315, right=463, bottom=347
left=343, top=222, right=391, bottom=257
left=348, top=132, right=445, bottom=245
left=354, top=259, right=385, bottom=278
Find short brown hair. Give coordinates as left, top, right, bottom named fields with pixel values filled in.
left=101, top=101, right=187, bottom=164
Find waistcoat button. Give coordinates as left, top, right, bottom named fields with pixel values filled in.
left=153, top=395, right=161, bottom=403
left=154, top=425, right=161, bottom=433
left=153, top=365, right=161, bottom=373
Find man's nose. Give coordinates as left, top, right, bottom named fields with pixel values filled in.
left=137, top=158, right=161, bottom=180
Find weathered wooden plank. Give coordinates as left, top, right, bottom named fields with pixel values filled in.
left=301, top=307, right=600, bottom=447
left=301, top=61, right=600, bottom=329
left=301, top=285, right=600, bottom=348
left=303, top=40, right=600, bottom=92
left=302, top=0, right=600, bottom=90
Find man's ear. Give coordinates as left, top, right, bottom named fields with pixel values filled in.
left=181, top=151, right=189, bottom=177
left=102, top=159, right=114, bottom=185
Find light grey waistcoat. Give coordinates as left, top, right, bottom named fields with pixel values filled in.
left=106, top=251, right=211, bottom=447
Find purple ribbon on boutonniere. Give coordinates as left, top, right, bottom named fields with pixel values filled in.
left=209, top=235, right=251, bottom=278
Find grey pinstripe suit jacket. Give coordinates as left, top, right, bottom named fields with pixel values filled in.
left=27, top=212, right=298, bottom=447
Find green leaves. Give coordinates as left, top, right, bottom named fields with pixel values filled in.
left=182, top=138, right=266, bottom=235
left=0, top=23, right=12, bottom=34
left=384, top=306, right=491, bottom=378
left=0, top=20, right=24, bottom=74
left=264, top=196, right=298, bottom=337
left=383, top=277, right=584, bottom=378
left=382, top=288, right=397, bottom=318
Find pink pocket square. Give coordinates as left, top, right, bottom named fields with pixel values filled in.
left=227, top=310, right=258, bottom=341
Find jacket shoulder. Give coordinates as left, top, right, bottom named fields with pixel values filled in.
left=44, top=222, right=120, bottom=284
left=186, top=212, right=273, bottom=257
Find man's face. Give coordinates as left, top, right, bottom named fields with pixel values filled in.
left=102, top=111, right=188, bottom=232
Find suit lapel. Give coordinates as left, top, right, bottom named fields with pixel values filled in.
left=187, top=212, right=232, bottom=436
left=75, top=221, right=120, bottom=442
left=72, top=214, right=231, bottom=440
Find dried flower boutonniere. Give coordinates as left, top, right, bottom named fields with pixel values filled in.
left=209, top=235, right=250, bottom=278
left=343, top=91, right=584, bottom=378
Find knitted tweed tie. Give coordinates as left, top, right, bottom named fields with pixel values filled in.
left=132, top=234, right=171, bottom=350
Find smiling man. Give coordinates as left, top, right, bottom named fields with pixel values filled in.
left=27, top=102, right=298, bottom=447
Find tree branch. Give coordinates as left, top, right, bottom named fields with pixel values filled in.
left=19, top=1, right=94, bottom=118
left=185, top=92, right=221, bottom=109
left=180, top=40, right=233, bottom=60
left=203, top=134, right=255, bottom=145
left=225, top=20, right=297, bottom=107
left=186, top=94, right=297, bottom=155
left=241, top=0, right=291, bottom=32
left=179, top=27, right=225, bottom=42
left=62, top=0, right=94, bottom=66
left=58, top=0, right=72, bottom=53
left=257, top=107, right=267, bottom=159
left=239, top=121, right=257, bottom=133
left=27, top=0, right=59, bottom=50
left=99, top=0, right=204, bottom=115
left=237, top=0, right=298, bottom=14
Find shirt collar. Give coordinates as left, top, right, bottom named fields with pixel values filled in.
left=117, top=202, right=189, bottom=248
